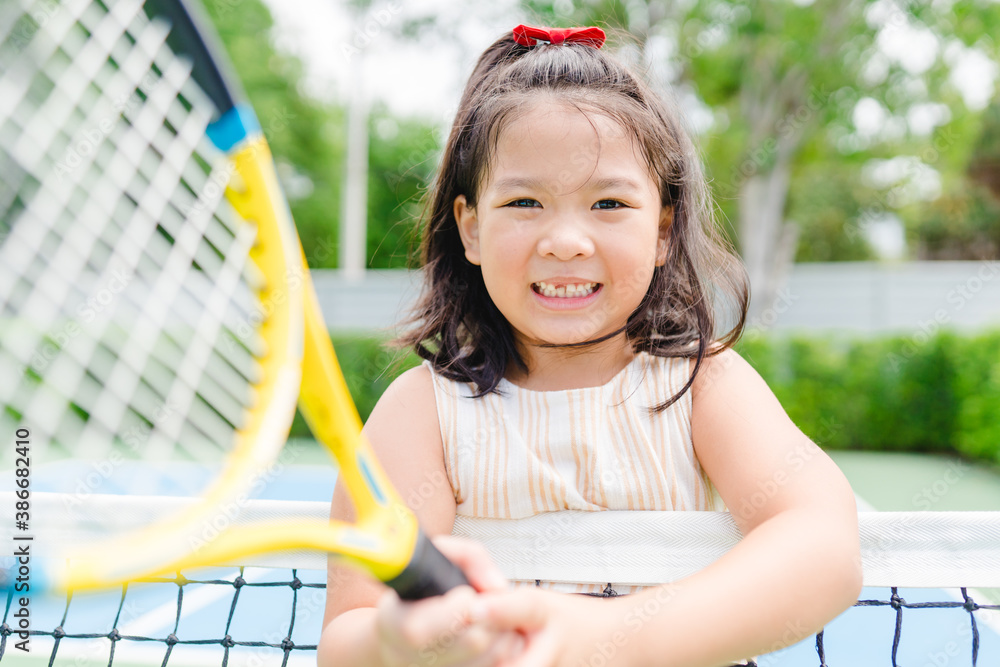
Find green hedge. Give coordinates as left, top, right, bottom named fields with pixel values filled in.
left=302, top=330, right=1000, bottom=466
left=737, top=329, right=1000, bottom=464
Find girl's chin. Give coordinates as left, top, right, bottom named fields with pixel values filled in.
left=516, top=325, right=623, bottom=348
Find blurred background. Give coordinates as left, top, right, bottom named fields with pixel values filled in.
left=195, top=0, right=1000, bottom=510
left=7, top=3, right=1000, bottom=665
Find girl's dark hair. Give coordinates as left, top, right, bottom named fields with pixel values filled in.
left=397, top=30, right=749, bottom=410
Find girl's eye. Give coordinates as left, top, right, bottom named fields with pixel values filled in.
left=593, top=199, right=627, bottom=210
left=505, top=198, right=540, bottom=208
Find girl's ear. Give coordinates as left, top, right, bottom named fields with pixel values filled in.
left=454, top=194, right=482, bottom=265
left=655, top=206, right=673, bottom=267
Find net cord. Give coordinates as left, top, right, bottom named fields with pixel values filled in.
left=6, top=492, right=1000, bottom=588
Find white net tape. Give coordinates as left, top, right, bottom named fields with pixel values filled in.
left=6, top=492, right=1000, bottom=588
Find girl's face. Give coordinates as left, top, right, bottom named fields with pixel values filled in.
left=455, top=99, right=669, bottom=350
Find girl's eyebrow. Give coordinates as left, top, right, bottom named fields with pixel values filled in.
left=491, top=176, right=647, bottom=195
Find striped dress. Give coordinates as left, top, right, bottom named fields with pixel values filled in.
left=427, top=352, right=721, bottom=595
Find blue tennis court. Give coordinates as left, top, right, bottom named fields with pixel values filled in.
left=6, top=457, right=335, bottom=666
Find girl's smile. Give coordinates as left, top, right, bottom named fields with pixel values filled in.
left=531, top=279, right=603, bottom=308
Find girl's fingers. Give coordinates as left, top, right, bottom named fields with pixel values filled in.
left=404, top=586, right=476, bottom=644
left=458, top=631, right=527, bottom=667
left=377, top=585, right=487, bottom=646
left=503, top=629, right=560, bottom=667
left=471, top=592, right=561, bottom=667
left=431, top=535, right=509, bottom=592
left=377, top=586, right=526, bottom=667
left=472, top=590, right=550, bottom=633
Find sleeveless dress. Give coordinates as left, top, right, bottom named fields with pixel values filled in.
left=426, top=352, right=721, bottom=595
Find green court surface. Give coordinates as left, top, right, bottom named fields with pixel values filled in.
left=829, top=450, right=1000, bottom=511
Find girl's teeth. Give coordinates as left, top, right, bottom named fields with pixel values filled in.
left=534, top=281, right=598, bottom=298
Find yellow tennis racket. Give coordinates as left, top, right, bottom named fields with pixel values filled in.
left=0, top=0, right=465, bottom=600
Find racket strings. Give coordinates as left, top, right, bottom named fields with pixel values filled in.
left=0, top=0, right=267, bottom=467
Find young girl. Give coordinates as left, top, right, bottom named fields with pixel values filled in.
left=318, top=24, right=861, bottom=667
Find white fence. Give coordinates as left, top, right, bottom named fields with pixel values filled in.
left=314, top=261, right=1000, bottom=335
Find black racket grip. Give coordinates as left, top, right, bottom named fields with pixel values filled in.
left=385, top=530, right=470, bottom=600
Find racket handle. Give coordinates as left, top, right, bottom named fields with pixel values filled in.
left=386, top=530, right=471, bottom=600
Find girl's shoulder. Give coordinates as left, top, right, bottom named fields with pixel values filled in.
left=384, top=362, right=439, bottom=401
left=369, top=363, right=441, bottom=429
left=690, top=346, right=751, bottom=400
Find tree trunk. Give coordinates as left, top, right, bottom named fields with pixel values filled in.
left=739, top=153, right=799, bottom=325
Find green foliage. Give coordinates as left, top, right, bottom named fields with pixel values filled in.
left=515, top=0, right=1000, bottom=262
left=969, top=93, right=1000, bottom=203
left=201, top=0, right=442, bottom=271
left=951, top=331, right=1000, bottom=461
left=912, top=180, right=1000, bottom=259
left=366, top=107, right=440, bottom=268
left=787, top=166, right=876, bottom=262
left=736, top=330, right=1000, bottom=465
left=201, top=0, right=345, bottom=268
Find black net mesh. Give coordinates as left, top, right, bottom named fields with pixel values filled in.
left=4, top=576, right=1000, bottom=667
left=1, top=568, right=325, bottom=667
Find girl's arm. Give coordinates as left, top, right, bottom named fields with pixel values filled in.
left=317, top=365, right=519, bottom=667
left=478, top=349, right=862, bottom=667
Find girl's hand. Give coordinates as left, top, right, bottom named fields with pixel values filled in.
left=472, top=588, right=625, bottom=667
left=374, top=536, right=525, bottom=667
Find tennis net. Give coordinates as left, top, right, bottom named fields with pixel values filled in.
left=2, top=492, right=999, bottom=666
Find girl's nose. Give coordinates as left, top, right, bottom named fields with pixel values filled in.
left=536, top=215, right=595, bottom=261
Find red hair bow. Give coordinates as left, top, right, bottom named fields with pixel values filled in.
left=512, top=25, right=605, bottom=49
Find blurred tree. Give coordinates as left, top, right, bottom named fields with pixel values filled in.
left=907, top=87, right=1000, bottom=259
left=969, top=93, right=1000, bottom=200
left=204, top=0, right=442, bottom=270
left=202, top=0, right=346, bottom=268
left=517, top=0, right=1000, bottom=317
left=366, top=107, right=440, bottom=268
left=912, top=181, right=1000, bottom=259
left=521, top=0, right=876, bottom=318
left=787, top=165, right=876, bottom=262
